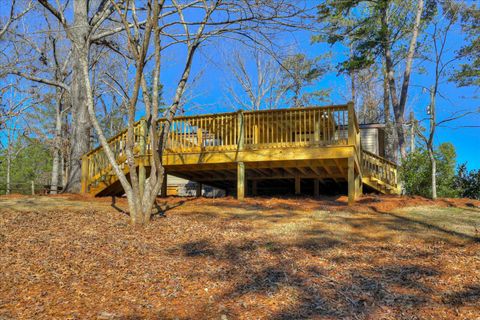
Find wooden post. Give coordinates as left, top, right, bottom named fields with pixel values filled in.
left=348, top=156, right=357, bottom=205
left=160, top=173, right=167, bottom=198
left=295, top=176, right=301, bottom=195
left=314, top=179, right=320, bottom=198
left=138, top=119, right=147, bottom=198
left=31, top=180, right=35, bottom=195
left=81, top=155, right=89, bottom=193
left=252, top=180, right=258, bottom=196
left=197, top=128, right=203, bottom=149
left=237, top=162, right=245, bottom=200
left=253, top=124, right=259, bottom=144
left=347, top=101, right=355, bottom=146
left=358, top=175, right=363, bottom=198
left=315, top=116, right=321, bottom=144
left=237, top=110, right=244, bottom=151
left=196, top=183, right=202, bottom=197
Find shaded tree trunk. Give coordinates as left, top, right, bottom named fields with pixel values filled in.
left=381, top=0, right=424, bottom=161
left=428, top=148, right=437, bottom=199
left=6, top=132, right=11, bottom=195
left=64, top=0, right=91, bottom=193
left=50, top=91, right=63, bottom=194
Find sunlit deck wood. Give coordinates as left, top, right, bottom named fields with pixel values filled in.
left=81, top=103, right=400, bottom=202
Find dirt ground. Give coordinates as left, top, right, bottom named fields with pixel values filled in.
left=0, top=194, right=479, bottom=319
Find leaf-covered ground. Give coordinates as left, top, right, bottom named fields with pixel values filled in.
left=0, top=194, right=479, bottom=319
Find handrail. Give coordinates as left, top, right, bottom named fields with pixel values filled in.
left=361, top=149, right=398, bottom=188
left=86, top=119, right=144, bottom=156
left=362, top=149, right=397, bottom=167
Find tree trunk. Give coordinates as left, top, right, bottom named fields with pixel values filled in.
left=428, top=147, right=437, bottom=199
left=6, top=140, right=11, bottom=195
left=64, top=0, right=91, bottom=193
left=381, top=0, right=424, bottom=161
left=410, top=111, right=416, bottom=153
left=349, top=43, right=356, bottom=104
left=397, top=0, right=424, bottom=159
left=50, top=93, right=63, bottom=194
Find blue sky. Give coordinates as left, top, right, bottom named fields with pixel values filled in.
left=2, top=2, right=478, bottom=169
left=159, top=17, right=480, bottom=169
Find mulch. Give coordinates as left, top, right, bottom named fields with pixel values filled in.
left=0, top=194, right=479, bottom=319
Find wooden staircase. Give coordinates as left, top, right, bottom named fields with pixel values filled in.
left=361, top=150, right=400, bottom=195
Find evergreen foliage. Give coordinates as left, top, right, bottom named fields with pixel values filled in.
left=454, top=164, right=480, bottom=200
left=0, top=137, right=52, bottom=194
left=451, top=5, right=480, bottom=87
left=400, top=142, right=458, bottom=198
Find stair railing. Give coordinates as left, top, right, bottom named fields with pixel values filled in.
left=361, top=150, right=398, bottom=189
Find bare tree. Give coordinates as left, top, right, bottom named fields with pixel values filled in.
left=80, top=0, right=306, bottom=224
left=224, top=48, right=284, bottom=111
left=416, top=2, right=479, bottom=199
left=355, top=66, right=383, bottom=124
left=382, top=0, right=425, bottom=159
left=5, top=0, right=134, bottom=192
left=0, top=0, right=32, bottom=40
left=0, top=0, right=33, bottom=127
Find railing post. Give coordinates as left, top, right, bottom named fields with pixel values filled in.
left=237, top=110, right=244, bottom=151
left=347, top=101, right=355, bottom=146
left=81, top=155, right=89, bottom=193
left=197, top=127, right=203, bottom=148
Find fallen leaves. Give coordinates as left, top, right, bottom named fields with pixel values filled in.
left=0, top=194, right=479, bottom=319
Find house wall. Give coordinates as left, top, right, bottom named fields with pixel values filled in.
left=360, top=128, right=380, bottom=155
left=358, top=125, right=386, bottom=157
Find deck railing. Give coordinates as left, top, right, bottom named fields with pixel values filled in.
left=81, top=104, right=360, bottom=192
left=361, top=150, right=398, bottom=189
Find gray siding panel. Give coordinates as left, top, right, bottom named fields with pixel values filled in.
left=360, top=128, right=379, bottom=155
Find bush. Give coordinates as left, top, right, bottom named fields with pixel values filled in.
left=400, top=142, right=458, bottom=198
left=454, top=164, right=480, bottom=200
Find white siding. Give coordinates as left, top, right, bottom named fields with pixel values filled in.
left=360, top=128, right=379, bottom=155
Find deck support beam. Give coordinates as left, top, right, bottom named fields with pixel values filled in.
left=295, top=176, right=301, bottom=195
left=237, top=162, right=245, bottom=200
left=348, top=156, right=359, bottom=205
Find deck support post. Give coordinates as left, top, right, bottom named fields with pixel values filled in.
left=314, top=179, right=320, bottom=198
left=196, top=183, right=202, bottom=197
left=237, top=162, right=245, bottom=200
left=160, top=173, right=167, bottom=198
left=356, top=174, right=363, bottom=198
left=252, top=180, right=258, bottom=196
left=295, top=176, right=301, bottom=195
left=348, top=157, right=358, bottom=205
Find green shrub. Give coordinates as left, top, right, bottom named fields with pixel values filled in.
left=400, top=142, right=458, bottom=198
left=454, top=164, right=480, bottom=200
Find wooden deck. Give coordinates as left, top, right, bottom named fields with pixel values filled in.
left=81, top=103, right=400, bottom=203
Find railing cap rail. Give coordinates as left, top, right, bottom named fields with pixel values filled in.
left=362, top=149, right=398, bottom=167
